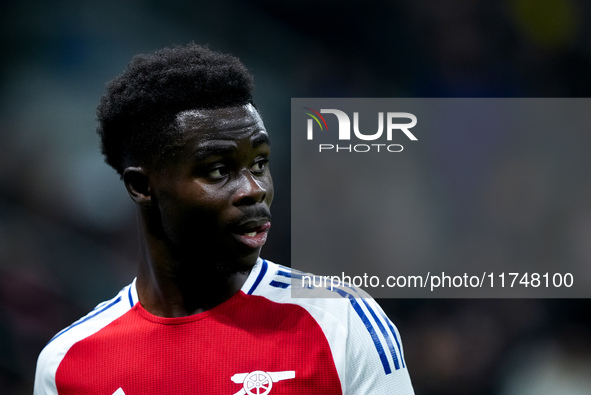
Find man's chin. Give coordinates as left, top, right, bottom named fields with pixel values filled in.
left=214, top=251, right=260, bottom=276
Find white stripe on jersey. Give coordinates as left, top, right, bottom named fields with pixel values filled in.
left=34, top=280, right=137, bottom=395
left=242, top=259, right=414, bottom=394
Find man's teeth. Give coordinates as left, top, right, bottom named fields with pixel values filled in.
left=244, top=232, right=257, bottom=237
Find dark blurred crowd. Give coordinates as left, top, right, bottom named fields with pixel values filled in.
left=2, top=1, right=591, bottom=394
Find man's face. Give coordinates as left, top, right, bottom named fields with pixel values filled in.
left=149, top=104, right=274, bottom=272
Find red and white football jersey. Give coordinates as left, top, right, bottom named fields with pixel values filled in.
left=34, top=259, right=414, bottom=394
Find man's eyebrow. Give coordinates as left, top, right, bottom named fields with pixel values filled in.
left=192, top=143, right=236, bottom=162
left=191, top=133, right=270, bottom=162
left=251, top=132, right=271, bottom=147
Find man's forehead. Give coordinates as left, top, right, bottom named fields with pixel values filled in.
left=176, top=103, right=265, bottom=132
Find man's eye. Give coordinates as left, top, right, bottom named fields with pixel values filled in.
left=208, top=167, right=227, bottom=180
left=251, top=159, right=268, bottom=174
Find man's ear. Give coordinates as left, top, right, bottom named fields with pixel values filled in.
left=123, top=167, right=152, bottom=208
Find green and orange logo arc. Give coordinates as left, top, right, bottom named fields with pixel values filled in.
left=303, top=107, right=329, bottom=131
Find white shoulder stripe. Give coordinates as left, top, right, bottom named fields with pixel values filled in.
left=260, top=264, right=406, bottom=374
left=34, top=282, right=135, bottom=395
left=48, top=294, right=123, bottom=345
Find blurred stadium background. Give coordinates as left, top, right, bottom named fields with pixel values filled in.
left=2, top=1, right=591, bottom=394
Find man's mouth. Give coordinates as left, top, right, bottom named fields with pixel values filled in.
left=234, top=221, right=271, bottom=248
left=242, top=221, right=270, bottom=235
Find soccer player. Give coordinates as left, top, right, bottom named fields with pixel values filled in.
left=34, top=43, right=414, bottom=395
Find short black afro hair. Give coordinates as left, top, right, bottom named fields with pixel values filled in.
left=96, top=43, right=255, bottom=175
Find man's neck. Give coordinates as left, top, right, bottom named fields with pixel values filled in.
left=134, top=223, right=252, bottom=318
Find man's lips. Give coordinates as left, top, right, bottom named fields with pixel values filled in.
left=233, top=221, right=271, bottom=249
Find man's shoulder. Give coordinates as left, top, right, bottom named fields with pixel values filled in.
left=45, top=280, right=138, bottom=347
left=244, top=259, right=396, bottom=342
left=244, top=258, right=374, bottom=303
left=248, top=259, right=412, bottom=392
left=35, top=281, right=137, bottom=393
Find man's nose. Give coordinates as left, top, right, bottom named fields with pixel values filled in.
left=233, top=170, right=267, bottom=206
